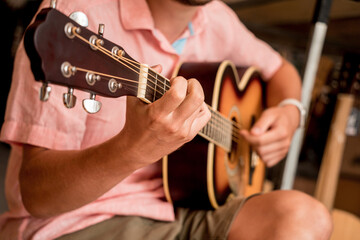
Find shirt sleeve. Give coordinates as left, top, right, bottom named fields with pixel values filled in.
left=0, top=41, right=89, bottom=150
left=219, top=2, right=283, bottom=80
left=1, top=0, right=129, bottom=151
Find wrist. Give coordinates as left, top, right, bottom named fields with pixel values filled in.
left=278, top=98, right=306, bottom=128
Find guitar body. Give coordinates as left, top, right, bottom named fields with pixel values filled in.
left=163, top=61, right=266, bottom=209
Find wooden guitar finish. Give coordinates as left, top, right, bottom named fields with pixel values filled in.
left=163, top=62, right=266, bottom=209
left=23, top=7, right=266, bottom=210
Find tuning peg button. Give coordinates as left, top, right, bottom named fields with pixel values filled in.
left=69, top=11, right=89, bottom=27
left=39, top=83, right=51, bottom=102
left=82, top=93, right=101, bottom=114
left=50, top=0, right=56, bottom=8
left=63, top=88, right=77, bottom=108
left=98, top=24, right=105, bottom=37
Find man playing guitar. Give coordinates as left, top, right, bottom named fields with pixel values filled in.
left=0, top=0, right=332, bottom=239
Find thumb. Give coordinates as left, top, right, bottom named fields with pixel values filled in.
left=250, top=111, right=276, bottom=136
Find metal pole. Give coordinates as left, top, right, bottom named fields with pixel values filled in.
left=281, top=0, right=333, bottom=190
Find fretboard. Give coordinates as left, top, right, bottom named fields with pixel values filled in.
left=199, top=108, right=233, bottom=152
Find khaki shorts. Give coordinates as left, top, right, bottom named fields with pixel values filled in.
left=57, top=197, right=250, bottom=240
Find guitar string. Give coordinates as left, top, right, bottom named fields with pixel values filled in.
left=101, top=47, right=245, bottom=139
left=73, top=29, right=245, bottom=145
left=73, top=66, right=243, bottom=144
left=71, top=28, right=246, bottom=144
left=109, top=47, right=245, bottom=142
left=74, top=68, right=243, bottom=145
left=75, top=31, right=241, bottom=135
left=73, top=30, right=173, bottom=97
left=72, top=29, right=241, bottom=137
left=108, top=51, right=246, bottom=142
left=74, top=65, right=240, bottom=142
left=72, top=29, right=244, bottom=145
left=73, top=29, right=245, bottom=136
left=113, top=55, right=245, bottom=143
left=76, top=67, right=239, bottom=146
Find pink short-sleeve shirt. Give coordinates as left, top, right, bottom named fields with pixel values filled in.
left=0, top=0, right=282, bottom=239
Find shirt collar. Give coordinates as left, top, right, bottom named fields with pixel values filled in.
left=119, top=0, right=207, bottom=36
left=119, top=0, right=154, bottom=31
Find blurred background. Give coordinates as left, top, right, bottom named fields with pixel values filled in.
left=0, top=0, right=359, bottom=238
left=0, top=0, right=42, bottom=214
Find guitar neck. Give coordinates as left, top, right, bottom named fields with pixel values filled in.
left=199, top=108, right=233, bottom=152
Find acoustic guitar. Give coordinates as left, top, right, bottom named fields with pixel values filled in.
left=24, top=7, right=266, bottom=209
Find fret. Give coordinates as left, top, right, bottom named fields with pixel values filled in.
left=164, top=78, right=171, bottom=93
left=209, top=114, right=214, bottom=140
left=152, top=73, right=158, bottom=103
left=148, top=69, right=169, bottom=101
left=220, top=119, right=224, bottom=145
left=146, top=72, right=156, bottom=103
left=157, top=75, right=165, bottom=100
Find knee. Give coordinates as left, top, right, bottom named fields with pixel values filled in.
left=270, top=190, right=333, bottom=239
left=229, top=190, right=333, bottom=240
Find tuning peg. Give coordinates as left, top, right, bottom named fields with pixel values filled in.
left=39, top=83, right=51, bottom=102
left=69, top=11, right=89, bottom=27
left=63, top=88, right=77, bottom=108
left=50, top=0, right=56, bottom=8
left=82, top=93, right=101, bottom=114
left=98, top=24, right=105, bottom=37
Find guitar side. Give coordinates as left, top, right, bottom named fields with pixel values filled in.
left=163, top=61, right=266, bottom=209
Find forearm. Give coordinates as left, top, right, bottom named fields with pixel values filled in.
left=20, top=134, right=140, bottom=218
left=265, top=58, right=302, bottom=107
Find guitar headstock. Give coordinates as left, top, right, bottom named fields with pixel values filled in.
left=24, top=5, right=157, bottom=113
